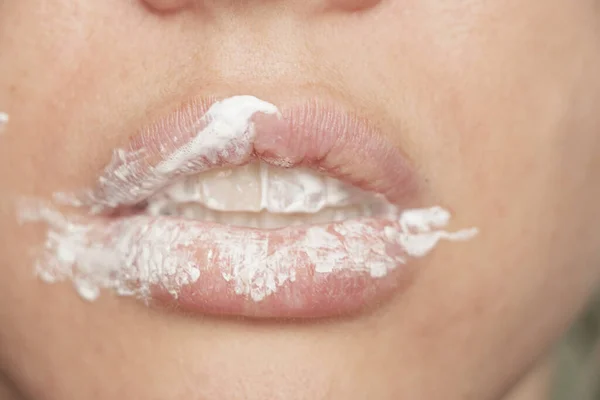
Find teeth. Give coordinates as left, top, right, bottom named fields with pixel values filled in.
left=263, top=166, right=326, bottom=213
left=201, top=163, right=262, bottom=212
left=305, top=208, right=336, bottom=225
left=182, top=204, right=204, bottom=220
left=230, top=213, right=261, bottom=228
left=153, top=163, right=371, bottom=213
left=143, top=162, right=399, bottom=227
left=325, top=176, right=367, bottom=206
left=151, top=203, right=381, bottom=229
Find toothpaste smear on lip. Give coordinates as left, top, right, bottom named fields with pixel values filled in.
left=17, top=95, right=480, bottom=303
left=19, top=202, right=478, bottom=303
left=54, top=96, right=280, bottom=214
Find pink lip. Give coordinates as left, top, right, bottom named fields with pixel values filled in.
left=72, top=97, right=419, bottom=213
left=62, top=95, right=423, bottom=318
left=81, top=215, right=410, bottom=318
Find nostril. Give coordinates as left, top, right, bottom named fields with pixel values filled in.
left=141, top=0, right=192, bottom=13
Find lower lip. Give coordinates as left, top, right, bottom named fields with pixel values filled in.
left=90, top=213, right=409, bottom=318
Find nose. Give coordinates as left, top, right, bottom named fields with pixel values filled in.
left=141, top=0, right=381, bottom=13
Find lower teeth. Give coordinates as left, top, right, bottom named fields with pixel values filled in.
left=148, top=203, right=388, bottom=229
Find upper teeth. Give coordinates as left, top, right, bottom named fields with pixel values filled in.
left=144, top=163, right=398, bottom=225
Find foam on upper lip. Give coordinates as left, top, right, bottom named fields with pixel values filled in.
left=54, top=95, right=418, bottom=215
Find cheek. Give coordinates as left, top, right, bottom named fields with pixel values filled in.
left=398, top=0, right=600, bottom=266
left=378, top=0, right=600, bottom=383
left=0, top=1, right=172, bottom=202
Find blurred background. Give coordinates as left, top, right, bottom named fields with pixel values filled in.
left=553, top=292, right=600, bottom=400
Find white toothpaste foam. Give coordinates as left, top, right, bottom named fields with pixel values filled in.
left=155, top=96, right=278, bottom=175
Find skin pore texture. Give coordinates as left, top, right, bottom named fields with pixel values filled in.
left=0, top=0, right=599, bottom=399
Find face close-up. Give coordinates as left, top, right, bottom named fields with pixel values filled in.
left=0, top=1, right=599, bottom=399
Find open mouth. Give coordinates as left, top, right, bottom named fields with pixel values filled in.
left=143, top=163, right=399, bottom=228
left=23, top=95, right=478, bottom=318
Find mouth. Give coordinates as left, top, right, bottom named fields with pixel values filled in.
left=25, top=95, right=478, bottom=318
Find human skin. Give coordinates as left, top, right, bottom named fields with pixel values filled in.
left=0, top=0, right=599, bottom=399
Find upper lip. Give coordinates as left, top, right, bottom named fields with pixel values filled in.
left=57, top=94, right=420, bottom=214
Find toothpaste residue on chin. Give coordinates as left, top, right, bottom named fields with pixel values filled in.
left=19, top=201, right=478, bottom=303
